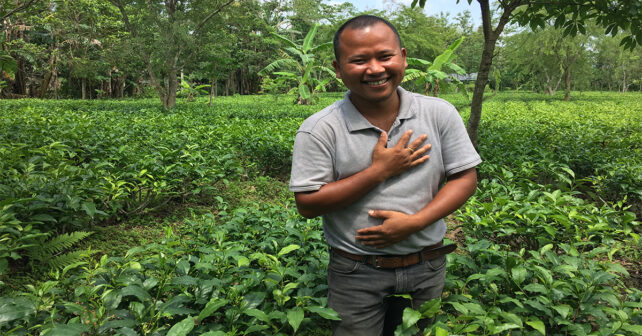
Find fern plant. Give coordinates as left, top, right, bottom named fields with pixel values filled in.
left=26, top=231, right=94, bottom=272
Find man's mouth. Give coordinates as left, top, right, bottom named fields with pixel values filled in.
left=364, top=78, right=389, bottom=86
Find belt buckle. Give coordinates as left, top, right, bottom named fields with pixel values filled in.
left=374, top=256, right=382, bottom=269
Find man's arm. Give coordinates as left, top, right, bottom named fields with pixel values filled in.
left=295, top=130, right=431, bottom=218
left=355, top=167, right=477, bottom=248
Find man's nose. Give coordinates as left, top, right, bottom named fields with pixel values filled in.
left=365, top=60, right=385, bottom=74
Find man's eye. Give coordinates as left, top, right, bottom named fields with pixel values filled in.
left=380, top=55, right=393, bottom=61
left=351, top=59, right=365, bottom=64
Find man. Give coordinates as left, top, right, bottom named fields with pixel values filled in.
left=289, top=15, right=481, bottom=335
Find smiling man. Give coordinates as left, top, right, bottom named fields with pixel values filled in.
left=289, top=15, right=481, bottom=335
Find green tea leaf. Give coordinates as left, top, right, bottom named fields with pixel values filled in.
left=526, top=317, right=546, bottom=335
left=511, top=266, right=527, bottom=285
left=287, top=307, right=305, bottom=332
left=401, top=307, right=422, bottom=329
left=81, top=201, right=96, bottom=218
left=0, top=297, right=36, bottom=325
left=524, top=283, right=547, bottom=294
left=308, top=306, right=341, bottom=320
left=120, top=285, right=151, bottom=302
left=278, top=244, right=300, bottom=257
left=42, top=323, right=90, bottom=336
left=552, top=304, right=571, bottom=318
left=166, top=316, right=195, bottom=336
left=493, top=323, right=521, bottom=333
left=435, top=326, right=449, bottom=336
left=198, top=298, right=228, bottom=322
left=244, top=308, right=271, bottom=322
left=418, top=298, right=441, bottom=317
left=621, top=323, right=642, bottom=335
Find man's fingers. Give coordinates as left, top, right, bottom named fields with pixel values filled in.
left=375, top=131, right=388, bottom=149
left=394, top=130, right=413, bottom=149
left=368, top=209, right=394, bottom=219
left=407, top=134, right=428, bottom=151
left=411, top=143, right=431, bottom=157
left=410, top=154, right=430, bottom=166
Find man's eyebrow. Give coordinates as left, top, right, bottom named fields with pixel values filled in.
left=346, top=49, right=398, bottom=59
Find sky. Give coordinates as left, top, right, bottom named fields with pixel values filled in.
left=344, top=0, right=481, bottom=27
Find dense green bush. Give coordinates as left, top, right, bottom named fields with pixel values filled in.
left=1, top=92, right=640, bottom=335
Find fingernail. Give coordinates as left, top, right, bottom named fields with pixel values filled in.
left=368, top=210, right=374, bottom=215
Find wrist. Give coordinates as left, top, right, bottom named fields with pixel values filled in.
left=367, top=163, right=391, bottom=183
left=409, top=212, right=433, bottom=231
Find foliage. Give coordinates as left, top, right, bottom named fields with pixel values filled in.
left=403, top=238, right=642, bottom=335
left=0, top=92, right=641, bottom=335
left=178, top=79, right=211, bottom=102
left=259, top=23, right=336, bottom=105
left=0, top=50, right=18, bottom=94
left=404, top=36, right=468, bottom=97
left=0, top=204, right=339, bottom=335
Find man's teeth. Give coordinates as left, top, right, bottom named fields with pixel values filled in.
left=367, top=79, right=387, bottom=86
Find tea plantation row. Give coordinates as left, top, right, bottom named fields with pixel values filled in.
left=0, top=92, right=640, bottom=335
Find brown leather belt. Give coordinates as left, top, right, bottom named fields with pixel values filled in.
left=331, top=240, right=457, bottom=269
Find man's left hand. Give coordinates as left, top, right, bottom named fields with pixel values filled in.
left=355, top=210, right=423, bottom=248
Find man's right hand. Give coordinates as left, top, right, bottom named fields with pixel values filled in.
left=294, top=129, right=431, bottom=218
left=371, top=130, right=431, bottom=179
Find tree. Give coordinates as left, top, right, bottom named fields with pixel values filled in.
left=259, top=23, right=335, bottom=104
left=504, top=26, right=591, bottom=98
left=108, top=0, right=236, bottom=108
left=404, top=36, right=468, bottom=97
left=392, top=5, right=458, bottom=63
left=412, top=0, right=642, bottom=147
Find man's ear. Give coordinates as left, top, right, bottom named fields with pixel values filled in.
left=332, top=60, right=342, bottom=79
left=401, top=48, right=407, bottom=69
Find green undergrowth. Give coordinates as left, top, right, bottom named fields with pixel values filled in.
left=1, top=92, right=641, bottom=335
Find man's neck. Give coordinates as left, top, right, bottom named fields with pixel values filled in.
left=350, top=90, right=401, bottom=132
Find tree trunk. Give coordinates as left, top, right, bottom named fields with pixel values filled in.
left=81, top=78, right=87, bottom=99
left=564, top=67, right=571, bottom=101
left=15, top=58, right=27, bottom=95
left=544, top=72, right=554, bottom=95
left=466, top=0, right=519, bottom=148
left=209, top=75, right=216, bottom=107
left=39, top=50, right=58, bottom=98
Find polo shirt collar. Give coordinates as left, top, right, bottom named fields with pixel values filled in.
left=342, top=87, right=417, bottom=132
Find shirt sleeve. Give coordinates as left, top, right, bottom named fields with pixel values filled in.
left=289, top=131, right=335, bottom=192
left=439, top=105, right=482, bottom=176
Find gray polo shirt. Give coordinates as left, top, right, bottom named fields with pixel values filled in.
left=290, top=87, right=481, bottom=255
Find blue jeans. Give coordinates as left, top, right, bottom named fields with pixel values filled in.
left=327, top=250, right=447, bottom=336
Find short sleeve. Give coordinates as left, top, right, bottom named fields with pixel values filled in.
left=439, top=105, right=482, bottom=176
left=289, top=131, right=335, bottom=192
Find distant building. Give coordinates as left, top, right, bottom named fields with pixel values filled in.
left=451, top=73, right=478, bottom=82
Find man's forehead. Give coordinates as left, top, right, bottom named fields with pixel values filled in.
left=341, top=22, right=393, bottom=38
left=338, top=23, right=400, bottom=51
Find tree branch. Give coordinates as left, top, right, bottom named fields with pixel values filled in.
left=1, top=0, right=40, bottom=20
left=193, top=0, right=235, bottom=34
left=109, top=0, right=137, bottom=37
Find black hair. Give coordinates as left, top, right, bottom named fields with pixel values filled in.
left=333, top=15, right=403, bottom=61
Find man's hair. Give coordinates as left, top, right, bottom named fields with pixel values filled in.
left=333, top=15, right=403, bottom=61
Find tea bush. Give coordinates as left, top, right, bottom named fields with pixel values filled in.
left=1, top=92, right=640, bottom=335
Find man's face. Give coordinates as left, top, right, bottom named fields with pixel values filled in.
left=333, top=22, right=407, bottom=106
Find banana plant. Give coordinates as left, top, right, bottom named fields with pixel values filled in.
left=259, top=23, right=336, bottom=105
left=178, top=79, right=211, bottom=102
left=404, top=36, right=468, bottom=98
